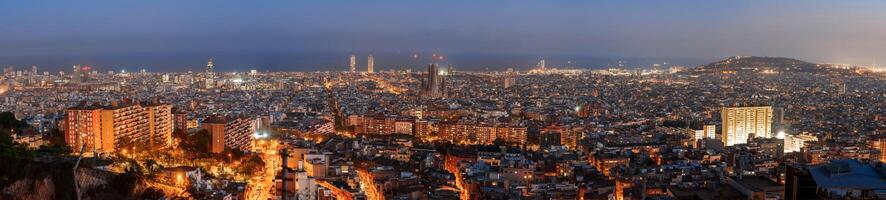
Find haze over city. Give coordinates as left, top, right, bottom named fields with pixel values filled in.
left=2, top=0, right=886, bottom=71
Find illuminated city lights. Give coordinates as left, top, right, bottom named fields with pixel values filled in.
left=1, top=2, right=885, bottom=200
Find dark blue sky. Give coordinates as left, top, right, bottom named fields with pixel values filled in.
left=1, top=1, right=885, bottom=71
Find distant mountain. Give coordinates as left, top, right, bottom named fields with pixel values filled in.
left=694, top=56, right=830, bottom=73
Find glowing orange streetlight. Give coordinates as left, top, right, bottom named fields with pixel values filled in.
left=176, top=173, right=185, bottom=186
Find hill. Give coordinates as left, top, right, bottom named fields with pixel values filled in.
left=694, top=56, right=830, bottom=73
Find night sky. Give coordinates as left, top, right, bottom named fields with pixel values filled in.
left=1, top=0, right=885, bottom=72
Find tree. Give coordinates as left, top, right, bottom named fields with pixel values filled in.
left=0, top=120, right=34, bottom=185
left=0, top=112, right=26, bottom=129
left=139, top=187, right=165, bottom=199
left=111, top=167, right=142, bottom=197
left=144, top=159, right=161, bottom=177
left=47, top=128, right=66, bottom=147
left=237, top=155, right=265, bottom=176
left=220, top=147, right=247, bottom=161
left=0, top=142, right=34, bottom=185
left=179, top=129, right=212, bottom=156
left=172, top=129, right=188, bottom=146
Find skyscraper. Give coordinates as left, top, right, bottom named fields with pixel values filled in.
left=721, top=106, right=773, bottom=146
left=349, top=54, right=357, bottom=72
left=205, top=58, right=214, bottom=74
left=367, top=54, right=374, bottom=73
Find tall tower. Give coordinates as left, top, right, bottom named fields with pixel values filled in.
left=538, top=59, right=546, bottom=69
left=423, top=63, right=445, bottom=98
left=206, top=58, right=214, bottom=74
left=72, top=65, right=81, bottom=83
left=349, top=55, right=357, bottom=72
left=367, top=54, right=374, bottom=73
left=721, top=106, right=773, bottom=146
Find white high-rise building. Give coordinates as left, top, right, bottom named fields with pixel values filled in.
left=349, top=54, right=357, bottom=72
left=721, top=106, right=773, bottom=146
left=367, top=54, right=374, bottom=73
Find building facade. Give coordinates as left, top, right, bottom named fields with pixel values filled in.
left=349, top=55, right=356, bottom=72
left=367, top=54, right=374, bottom=73
left=784, top=134, right=817, bottom=153
left=721, top=106, right=773, bottom=146
left=202, top=115, right=257, bottom=153
left=64, top=100, right=174, bottom=153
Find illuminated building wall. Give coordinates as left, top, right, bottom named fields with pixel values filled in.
left=496, top=126, right=527, bottom=145
left=870, top=135, right=886, bottom=163
left=475, top=126, right=496, bottom=145
left=304, top=154, right=329, bottom=178
left=65, top=100, right=174, bottom=153
left=349, top=54, right=357, bottom=72
left=367, top=54, right=374, bottom=73
left=560, top=130, right=579, bottom=149
left=173, top=111, right=188, bottom=132
left=721, top=106, right=773, bottom=146
left=360, top=116, right=395, bottom=135
left=64, top=108, right=105, bottom=152
left=784, top=134, right=817, bottom=153
left=145, top=103, right=174, bottom=149
left=704, top=125, right=716, bottom=139
left=693, top=125, right=717, bottom=140
left=101, top=103, right=148, bottom=151
left=413, top=120, right=435, bottom=138
left=354, top=116, right=525, bottom=145
left=202, top=116, right=256, bottom=153
left=393, top=120, right=414, bottom=135
left=694, top=130, right=704, bottom=140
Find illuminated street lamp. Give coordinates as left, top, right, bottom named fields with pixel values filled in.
left=176, top=173, right=185, bottom=186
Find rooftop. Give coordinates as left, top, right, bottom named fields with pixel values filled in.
left=809, top=159, right=886, bottom=190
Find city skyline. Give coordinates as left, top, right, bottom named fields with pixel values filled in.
left=2, top=1, right=885, bottom=200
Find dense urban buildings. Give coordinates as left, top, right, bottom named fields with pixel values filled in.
left=3, top=54, right=884, bottom=199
